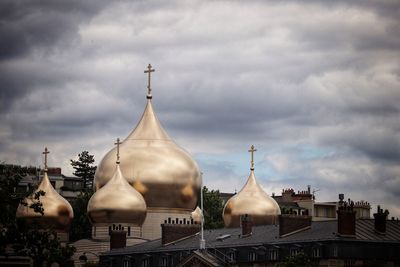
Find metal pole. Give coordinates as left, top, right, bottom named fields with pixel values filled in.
left=200, top=172, right=205, bottom=250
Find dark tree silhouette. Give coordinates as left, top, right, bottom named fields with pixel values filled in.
left=70, top=151, right=97, bottom=190
left=202, top=186, right=224, bottom=229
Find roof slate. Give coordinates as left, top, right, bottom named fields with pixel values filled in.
left=103, top=219, right=400, bottom=256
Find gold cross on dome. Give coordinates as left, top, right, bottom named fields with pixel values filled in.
left=248, top=145, right=257, bottom=170
left=144, top=64, right=155, bottom=98
left=42, top=147, right=50, bottom=170
left=114, top=138, right=122, bottom=164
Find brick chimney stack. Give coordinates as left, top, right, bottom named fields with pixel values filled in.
left=279, top=214, right=311, bottom=237
left=110, top=231, right=127, bottom=250
left=161, top=217, right=200, bottom=245
left=240, top=214, right=253, bottom=236
left=373, top=205, right=389, bottom=234
left=337, top=197, right=356, bottom=237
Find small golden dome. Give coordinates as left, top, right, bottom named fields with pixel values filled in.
left=87, top=163, right=147, bottom=226
left=191, top=206, right=202, bottom=223
left=16, top=171, right=74, bottom=231
left=223, top=146, right=280, bottom=227
left=94, top=66, right=201, bottom=211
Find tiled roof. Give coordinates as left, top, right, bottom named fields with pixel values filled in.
left=103, top=219, right=400, bottom=256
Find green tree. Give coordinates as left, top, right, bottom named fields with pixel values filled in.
left=69, top=190, right=93, bottom=241
left=0, top=163, right=76, bottom=266
left=202, top=186, right=224, bottom=229
left=279, top=251, right=313, bottom=267
left=70, top=151, right=97, bottom=190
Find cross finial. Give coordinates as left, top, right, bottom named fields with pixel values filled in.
left=42, top=147, right=50, bottom=171
left=144, top=64, right=155, bottom=99
left=114, top=138, right=122, bottom=164
left=248, top=145, right=257, bottom=170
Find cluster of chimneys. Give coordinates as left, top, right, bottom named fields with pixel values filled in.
left=163, top=217, right=198, bottom=225
left=354, top=200, right=371, bottom=208
left=282, top=188, right=295, bottom=193
left=282, top=185, right=312, bottom=196
left=296, top=190, right=312, bottom=195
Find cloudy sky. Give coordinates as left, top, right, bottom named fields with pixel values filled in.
left=1, top=1, right=399, bottom=216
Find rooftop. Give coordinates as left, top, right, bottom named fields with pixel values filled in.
left=103, top=219, right=400, bottom=256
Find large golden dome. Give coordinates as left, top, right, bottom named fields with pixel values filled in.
left=94, top=65, right=201, bottom=211
left=16, top=149, right=74, bottom=231
left=223, top=146, right=280, bottom=227
left=87, top=163, right=147, bottom=226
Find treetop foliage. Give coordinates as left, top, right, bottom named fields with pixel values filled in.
left=202, top=186, right=224, bottom=229
left=70, top=151, right=97, bottom=190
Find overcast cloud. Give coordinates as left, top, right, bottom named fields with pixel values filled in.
left=1, top=0, right=399, bottom=217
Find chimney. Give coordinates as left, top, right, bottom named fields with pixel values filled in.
left=110, top=230, right=127, bottom=250
left=373, top=205, right=389, bottom=234
left=161, top=218, right=200, bottom=245
left=240, top=214, right=252, bottom=236
left=337, top=199, right=356, bottom=237
left=279, top=214, right=311, bottom=237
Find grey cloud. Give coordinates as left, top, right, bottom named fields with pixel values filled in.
left=0, top=1, right=399, bottom=216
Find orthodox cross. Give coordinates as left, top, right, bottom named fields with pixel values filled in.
left=248, top=145, right=257, bottom=170
left=114, top=138, right=122, bottom=164
left=43, top=147, right=50, bottom=170
left=144, top=64, right=155, bottom=98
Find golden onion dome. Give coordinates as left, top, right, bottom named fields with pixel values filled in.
left=94, top=65, right=201, bottom=211
left=223, top=146, right=280, bottom=227
left=191, top=206, right=202, bottom=224
left=87, top=161, right=147, bottom=226
left=16, top=151, right=74, bottom=231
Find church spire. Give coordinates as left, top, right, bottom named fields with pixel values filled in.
left=144, top=64, right=155, bottom=99
left=248, top=145, right=257, bottom=171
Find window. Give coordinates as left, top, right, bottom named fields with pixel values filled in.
left=123, top=260, right=130, bottom=267
left=141, top=258, right=150, bottom=267
left=248, top=251, right=257, bottom=262
left=160, top=257, right=168, bottom=267
left=332, top=246, right=338, bottom=257
left=312, top=247, right=321, bottom=258
left=227, top=252, right=236, bottom=263
left=344, top=260, right=355, bottom=267
left=128, top=226, right=131, bottom=236
left=269, top=249, right=278, bottom=261
left=290, top=248, right=299, bottom=257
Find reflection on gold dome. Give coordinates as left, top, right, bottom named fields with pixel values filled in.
left=94, top=65, right=201, bottom=211
left=87, top=139, right=147, bottom=226
left=16, top=148, right=74, bottom=231
left=223, top=145, right=280, bottom=227
left=191, top=206, right=202, bottom=224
